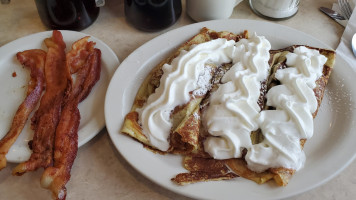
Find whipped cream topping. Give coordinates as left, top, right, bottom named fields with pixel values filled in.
left=137, top=38, right=237, bottom=151
left=136, top=33, right=327, bottom=172
left=203, top=34, right=271, bottom=159
left=245, top=46, right=327, bottom=172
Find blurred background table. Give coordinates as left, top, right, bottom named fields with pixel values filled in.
left=0, top=0, right=355, bottom=199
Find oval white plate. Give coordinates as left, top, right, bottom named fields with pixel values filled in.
left=105, top=19, right=356, bottom=200
left=0, top=31, right=119, bottom=163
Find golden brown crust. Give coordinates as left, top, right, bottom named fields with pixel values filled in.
left=172, top=171, right=238, bottom=185
left=169, top=106, right=200, bottom=154
left=172, top=156, right=238, bottom=185
left=226, top=159, right=275, bottom=184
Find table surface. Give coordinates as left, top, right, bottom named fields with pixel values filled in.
left=1, top=0, right=355, bottom=200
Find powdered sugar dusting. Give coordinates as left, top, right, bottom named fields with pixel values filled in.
left=193, top=111, right=200, bottom=120
left=193, top=65, right=213, bottom=97
left=324, top=78, right=356, bottom=114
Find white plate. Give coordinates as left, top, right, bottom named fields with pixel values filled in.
left=105, top=19, right=356, bottom=200
left=0, top=31, right=119, bottom=163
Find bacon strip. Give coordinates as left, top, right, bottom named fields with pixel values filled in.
left=13, top=30, right=71, bottom=175
left=41, top=37, right=101, bottom=200
left=0, top=50, right=46, bottom=170
left=66, top=36, right=95, bottom=74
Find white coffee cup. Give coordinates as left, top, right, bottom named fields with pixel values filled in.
left=186, top=0, right=243, bottom=22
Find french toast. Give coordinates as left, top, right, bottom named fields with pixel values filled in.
left=121, top=27, right=247, bottom=155
left=174, top=45, right=335, bottom=186
left=121, top=27, right=335, bottom=186
left=225, top=45, right=335, bottom=186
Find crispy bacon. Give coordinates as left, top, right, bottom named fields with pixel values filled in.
left=0, top=49, right=46, bottom=170
left=13, top=30, right=71, bottom=175
left=65, top=36, right=95, bottom=74
left=41, top=38, right=101, bottom=200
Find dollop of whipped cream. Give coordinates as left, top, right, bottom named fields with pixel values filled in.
left=136, top=38, right=237, bottom=151
left=203, top=34, right=271, bottom=159
left=245, top=46, right=327, bottom=172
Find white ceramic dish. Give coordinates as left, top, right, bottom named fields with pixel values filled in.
left=0, top=31, right=119, bottom=163
left=105, top=19, right=356, bottom=200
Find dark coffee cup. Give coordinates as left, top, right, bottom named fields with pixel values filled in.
left=124, top=0, right=182, bottom=32
left=35, top=0, right=102, bottom=31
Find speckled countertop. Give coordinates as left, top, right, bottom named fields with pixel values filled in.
left=0, top=0, right=355, bottom=200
